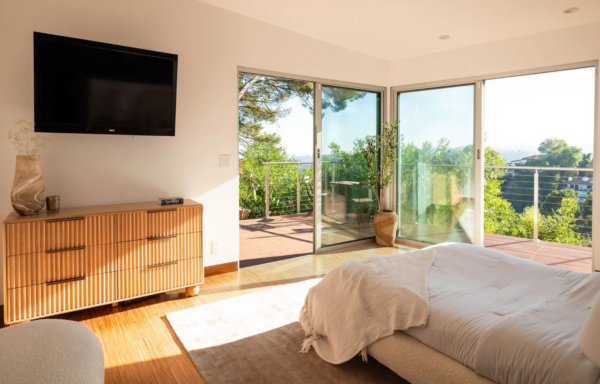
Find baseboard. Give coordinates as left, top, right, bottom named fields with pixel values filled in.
left=204, top=262, right=239, bottom=277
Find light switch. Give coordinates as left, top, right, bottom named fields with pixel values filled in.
left=220, top=155, right=230, bottom=168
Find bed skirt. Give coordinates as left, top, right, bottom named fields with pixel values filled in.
left=367, top=331, right=494, bottom=384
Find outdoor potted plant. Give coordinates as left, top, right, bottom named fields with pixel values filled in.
left=364, top=121, right=400, bottom=246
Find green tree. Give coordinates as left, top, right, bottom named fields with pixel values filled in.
left=484, top=147, right=519, bottom=235
left=238, top=74, right=366, bottom=154
left=503, top=138, right=585, bottom=212
left=238, top=74, right=313, bottom=153
left=540, top=188, right=578, bottom=216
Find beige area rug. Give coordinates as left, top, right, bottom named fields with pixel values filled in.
left=167, top=279, right=408, bottom=384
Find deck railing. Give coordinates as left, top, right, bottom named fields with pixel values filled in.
left=485, top=165, right=593, bottom=241
left=263, top=162, right=313, bottom=218
left=262, top=162, right=593, bottom=244
left=262, top=161, right=369, bottom=218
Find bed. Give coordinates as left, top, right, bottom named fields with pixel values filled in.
left=367, top=243, right=600, bottom=384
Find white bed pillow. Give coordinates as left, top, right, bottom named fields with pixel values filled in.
left=580, top=292, right=600, bottom=367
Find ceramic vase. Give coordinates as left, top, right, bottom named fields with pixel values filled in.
left=11, top=155, right=46, bottom=216
left=373, top=209, right=398, bottom=246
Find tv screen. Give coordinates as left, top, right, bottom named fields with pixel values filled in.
left=34, top=32, right=177, bottom=136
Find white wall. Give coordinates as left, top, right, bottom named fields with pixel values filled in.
left=0, top=0, right=389, bottom=305
left=389, top=22, right=600, bottom=86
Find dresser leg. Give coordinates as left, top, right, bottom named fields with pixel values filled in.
left=112, top=302, right=118, bottom=307
left=186, top=285, right=200, bottom=297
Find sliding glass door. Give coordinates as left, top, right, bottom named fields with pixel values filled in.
left=318, top=86, right=381, bottom=248
left=397, top=84, right=476, bottom=244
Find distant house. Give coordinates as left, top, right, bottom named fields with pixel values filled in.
left=565, top=177, right=593, bottom=201
left=505, top=155, right=543, bottom=178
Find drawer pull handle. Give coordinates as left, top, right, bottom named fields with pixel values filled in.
left=47, top=246, right=86, bottom=254
left=47, top=276, right=86, bottom=285
left=147, top=235, right=177, bottom=241
left=148, top=261, right=178, bottom=268
left=46, top=217, right=85, bottom=223
left=147, top=209, right=177, bottom=214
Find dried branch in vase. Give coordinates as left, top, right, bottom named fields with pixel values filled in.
left=7, top=120, right=50, bottom=155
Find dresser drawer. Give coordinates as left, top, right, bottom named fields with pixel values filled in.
left=117, top=206, right=202, bottom=242
left=118, top=257, right=202, bottom=300
left=5, top=221, right=45, bottom=256
left=5, top=215, right=116, bottom=257
left=118, top=232, right=202, bottom=270
left=5, top=272, right=117, bottom=324
left=44, top=216, right=87, bottom=252
left=6, top=244, right=118, bottom=289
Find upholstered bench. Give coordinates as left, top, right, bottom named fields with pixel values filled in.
left=0, top=319, right=104, bottom=384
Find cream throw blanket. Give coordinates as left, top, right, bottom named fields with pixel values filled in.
left=299, top=248, right=436, bottom=364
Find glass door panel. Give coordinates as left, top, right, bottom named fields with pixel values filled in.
left=320, top=86, right=380, bottom=247
left=398, top=84, right=475, bottom=244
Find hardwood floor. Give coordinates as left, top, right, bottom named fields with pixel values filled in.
left=11, top=243, right=412, bottom=384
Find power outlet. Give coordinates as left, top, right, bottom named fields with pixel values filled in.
left=211, top=241, right=219, bottom=254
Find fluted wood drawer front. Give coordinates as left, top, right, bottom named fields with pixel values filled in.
left=45, top=217, right=86, bottom=252
left=117, top=211, right=147, bottom=242
left=86, top=214, right=116, bottom=246
left=147, top=209, right=179, bottom=239
left=178, top=206, right=203, bottom=235
left=179, top=256, right=203, bottom=286
left=6, top=272, right=117, bottom=324
left=179, top=231, right=202, bottom=259
left=118, top=232, right=201, bottom=270
left=117, top=206, right=202, bottom=242
left=6, top=244, right=118, bottom=289
left=5, top=253, right=37, bottom=289
left=118, top=257, right=202, bottom=300
left=5, top=221, right=45, bottom=256
left=6, top=215, right=115, bottom=256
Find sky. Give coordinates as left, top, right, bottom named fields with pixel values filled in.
left=261, top=89, right=379, bottom=158
left=485, top=67, right=595, bottom=159
left=399, top=84, right=475, bottom=152
left=260, top=67, right=595, bottom=163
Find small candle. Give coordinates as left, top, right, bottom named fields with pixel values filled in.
left=46, top=196, right=60, bottom=212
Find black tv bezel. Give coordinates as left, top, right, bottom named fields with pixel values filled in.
left=33, top=32, right=178, bottom=137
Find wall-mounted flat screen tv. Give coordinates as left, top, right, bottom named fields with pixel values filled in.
left=34, top=32, right=178, bottom=136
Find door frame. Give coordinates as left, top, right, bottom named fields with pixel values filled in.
left=237, top=67, right=387, bottom=255
left=391, top=60, right=599, bottom=270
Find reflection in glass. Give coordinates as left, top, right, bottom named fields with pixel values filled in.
left=398, top=84, right=475, bottom=244
left=321, top=86, right=380, bottom=247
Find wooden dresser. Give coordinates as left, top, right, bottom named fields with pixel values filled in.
left=2, top=200, right=203, bottom=325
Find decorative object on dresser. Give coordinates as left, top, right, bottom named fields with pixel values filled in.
left=2, top=199, right=203, bottom=325
left=159, top=197, right=184, bottom=205
left=46, top=195, right=60, bottom=212
left=364, top=121, right=399, bottom=246
left=8, top=120, right=50, bottom=216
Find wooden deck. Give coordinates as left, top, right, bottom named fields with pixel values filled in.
left=484, top=233, right=592, bottom=273
left=239, top=214, right=375, bottom=267
left=239, top=215, right=314, bottom=268
left=240, top=215, right=593, bottom=273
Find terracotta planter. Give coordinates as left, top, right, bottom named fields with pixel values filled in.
left=373, top=209, right=398, bottom=246
left=11, top=155, right=46, bottom=216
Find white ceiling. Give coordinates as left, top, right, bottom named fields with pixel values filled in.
left=198, top=0, right=600, bottom=60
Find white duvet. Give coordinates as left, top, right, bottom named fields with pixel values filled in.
left=402, top=243, right=600, bottom=384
